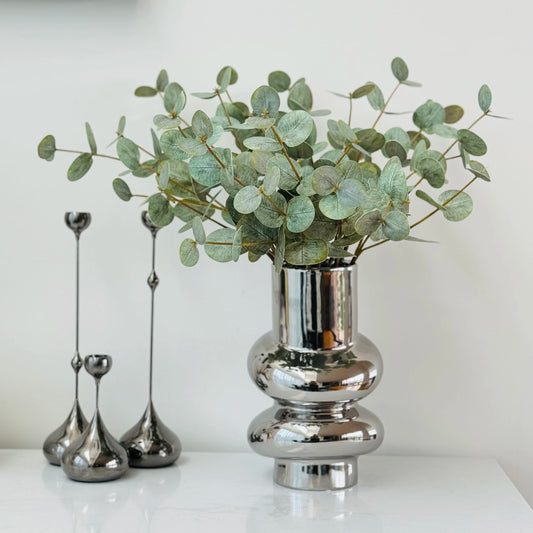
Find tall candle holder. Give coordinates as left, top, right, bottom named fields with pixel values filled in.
left=43, top=212, right=91, bottom=465
left=120, top=211, right=181, bottom=468
left=61, top=354, right=129, bottom=482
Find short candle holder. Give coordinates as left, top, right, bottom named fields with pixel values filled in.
left=61, top=355, right=129, bottom=482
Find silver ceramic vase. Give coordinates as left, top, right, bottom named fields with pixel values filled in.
left=248, top=264, right=383, bottom=491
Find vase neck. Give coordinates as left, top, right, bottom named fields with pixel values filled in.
left=272, top=265, right=357, bottom=351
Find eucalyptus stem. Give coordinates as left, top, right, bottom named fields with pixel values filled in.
left=439, top=110, right=489, bottom=160
left=271, top=126, right=302, bottom=182
left=204, top=240, right=274, bottom=246
left=177, top=115, right=190, bottom=127
left=372, top=81, right=401, bottom=128
left=348, top=96, right=353, bottom=126
left=166, top=193, right=228, bottom=228
left=410, top=176, right=477, bottom=230
left=261, top=190, right=287, bottom=216
left=56, top=148, right=120, bottom=161
left=215, top=89, right=232, bottom=125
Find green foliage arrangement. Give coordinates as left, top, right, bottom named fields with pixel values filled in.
left=38, top=58, right=496, bottom=270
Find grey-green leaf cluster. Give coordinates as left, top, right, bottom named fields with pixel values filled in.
left=37, top=59, right=494, bottom=269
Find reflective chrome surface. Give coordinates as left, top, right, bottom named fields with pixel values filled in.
left=120, top=211, right=181, bottom=468
left=43, top=212, right=91, bottom=465
left=248, top=265, right=383, bottom=490
left=121, top=401, right=181, bottom=468
left=61, top=355, right=129, bottom=482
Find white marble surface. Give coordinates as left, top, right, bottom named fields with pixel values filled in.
left=0, top=450, right=532, bottom=532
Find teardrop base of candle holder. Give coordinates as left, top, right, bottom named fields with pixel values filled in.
left=43, top=399, right=88, bottom=466
left=120, top=401, right=181, bottom=468
left=61, top=410, right=129, bottom=482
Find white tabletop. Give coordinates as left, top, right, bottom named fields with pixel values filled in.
left=0, top=450, right=531, bottom=532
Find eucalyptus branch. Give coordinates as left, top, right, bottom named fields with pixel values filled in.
left=410, top=176, right=477, bottom=230
left=38, top=60, right=495, bottom=269
left=271, top=126, right=302, bottom=182
left=372, top=81, right=401, bottom=128
left=56, top=148, right=120, bottom=161
left=439, top=110, right=489, bottom=160
left=215, top=89, right=232, bottom=125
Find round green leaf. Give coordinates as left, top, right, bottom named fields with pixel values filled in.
left=311, top=166, right=340, bottom=196
left=85, top=122, right=97, bottom=154
left=232, top=226, right=243, bottom=261
left=176, top=137, right=207, bottom=157
left=367, top=83, right=385, bottom=110
left=189, top=148, right=230, bottom=187
left=288, top=80, right=313, bottom=112
left=67, top=153, right=93, bottom=181
left=251, top=85, right=280, bottom=118
left=237, top=214, right=276, bottom=255
left=478, top=84, right=492, bottom=113
left=180, top=238, right=199, bottom=267
left=191, top=216, right=206, bottom=245
left=277, top=111, right=314, bottom=148
left=416, top=157, right=445, bottom=188
left=355, top=129, right=386, bottom=152
left=286, top=196, right=315, bottom=233
left=164, top=82, right=187, bottom=114
left=205, top=228, right=236, bottom=262
left=391, top=57, right=408, bottom=82
left=468, top=161, right=490, bottom=182
left=153, top=114, right=181, bottom=130
left=439, top=190, right=473, bottom=221
left=159, top=161, right=170, bottom=189
left=243, top=116, right=276, bottom=130
left=37, top=134, right=56, bottom=161
left=384, top=127, right=410, bottom=153
left=382, top=140, right=407, bottom=162
left=382, top=210, right=409, bottom=241
left=444, top=105, right=464, bottom=124
left=285, top=239, right=328, bottom=266
left=378, top=157, right=408, bottom=200
left=354, top=209, right=383, bottom=235
left=148, top=194, right=174, bottom=227
left=112, top=178, right=131, bottom=201
left=267, top=154, right=300, bottom=190
left=234, top=185, right=262, bottom=214
left=457, top=129, right=487, bottom=156
left=243, top=136, right=281, bottom=152
left=262, top=166, right=280, bottom=195
left=337, top=179, right=366, bottom=209
left=156, top=69, right=169, bottom=92
left=160, top=130, right=190, bottom=159
left=268, top=71, right=291, bottom=92
left=191, top=110, right=213, bottom=139
left=117, top=137, right=140, bottom=170
left=117, top=116, right=126, bottom=135
left=319, top=194, right=355, bottom=220
left=254, top=191, right=287, bottom=228
left=351, top=83, right=375, bottom=99
left=413, top=100, right=446, bottom=130
left=135, top=86, right=157, bottom=97
left=217, top=66, right=238, bottom=88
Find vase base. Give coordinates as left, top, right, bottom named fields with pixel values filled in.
left=274, top=457, right=357, bottom=491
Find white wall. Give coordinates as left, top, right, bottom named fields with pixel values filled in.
left=1, top=0, right=532, bottom=506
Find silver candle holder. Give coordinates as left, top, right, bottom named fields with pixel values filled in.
left=120, top=211, right=181, bottom=468
left=61, top=354, right=129, bottom=482
left=43, top=212, right=91, bottom=465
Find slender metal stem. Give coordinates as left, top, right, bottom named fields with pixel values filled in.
left=149, top=235, right=156, bottom=402
left=95, top=379, right=100, bottom=411
left=75, top=236, right=80, bottom=401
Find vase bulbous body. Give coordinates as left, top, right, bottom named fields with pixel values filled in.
left=247, top=265, right=383, bottom=491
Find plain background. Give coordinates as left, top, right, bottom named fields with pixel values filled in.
left=1, top=0, right=532, bottom=506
